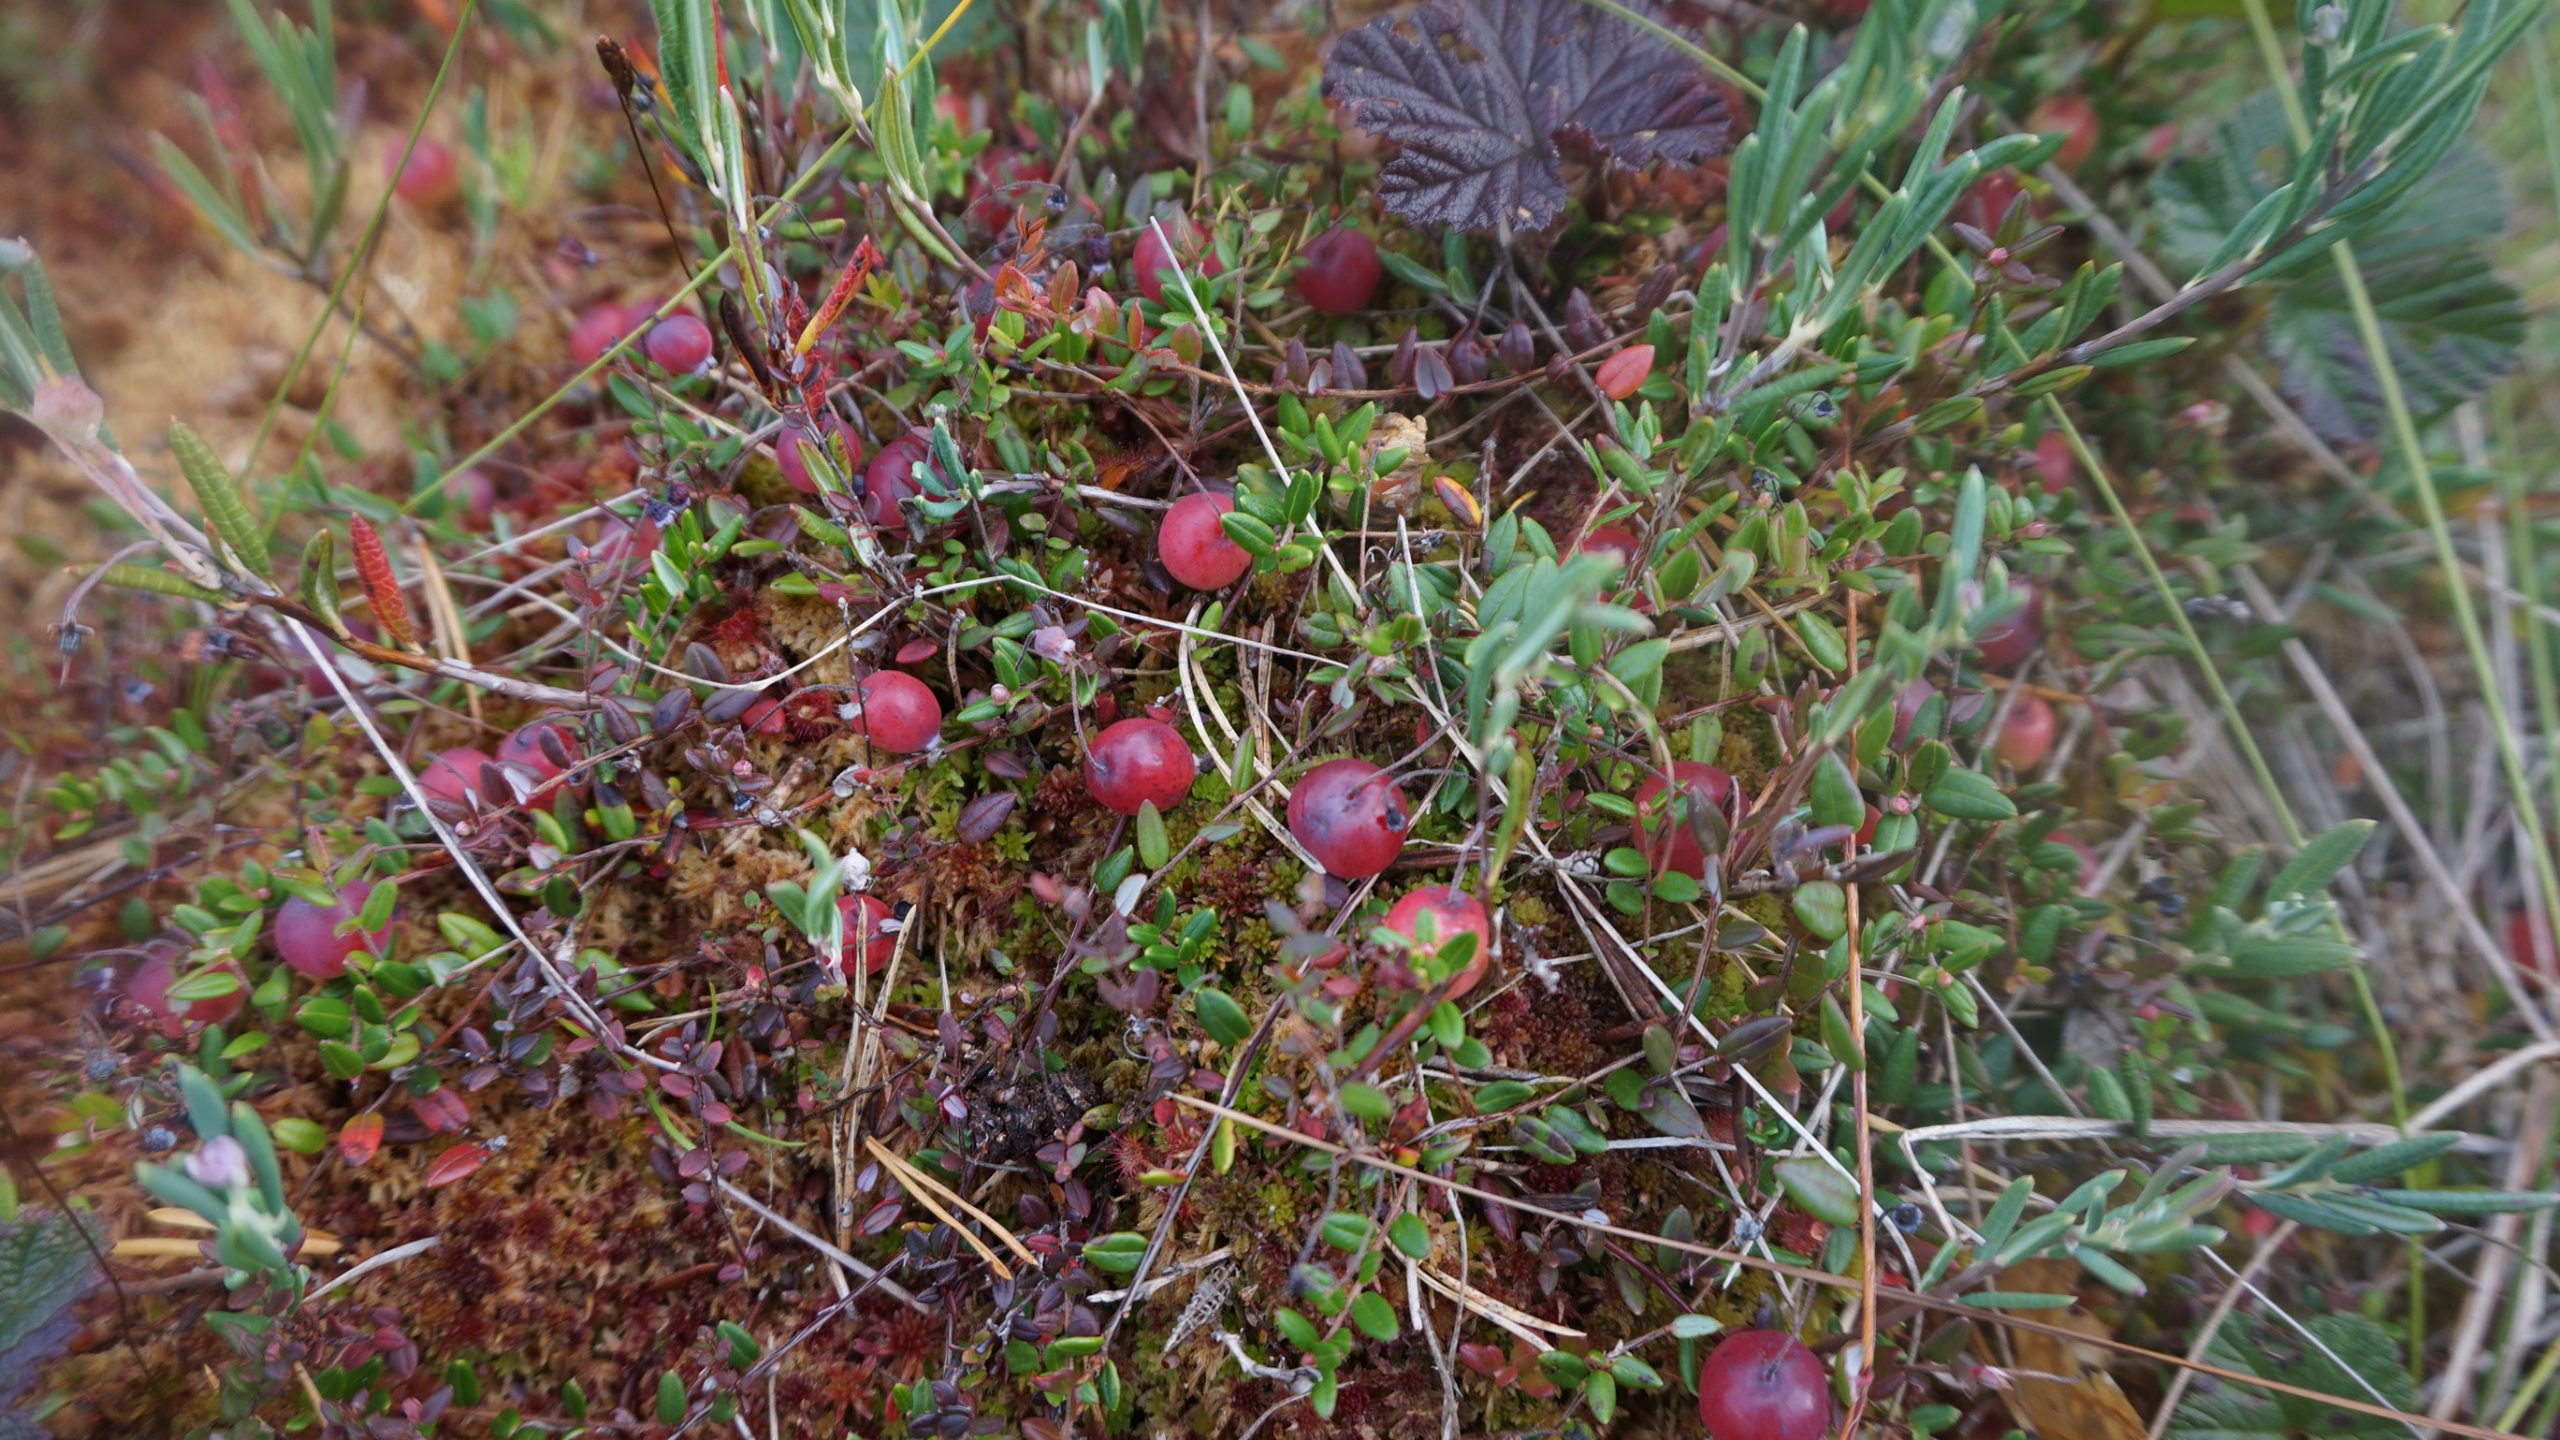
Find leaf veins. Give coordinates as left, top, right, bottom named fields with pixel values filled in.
left=1322, top=0, right=1730, bottom=233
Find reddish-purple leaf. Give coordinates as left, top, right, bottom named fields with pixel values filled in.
left=338, top=1113, right=385, bottom=1167
left=958, top=791, right=1019, bottom=842
left=424, top=1142, right=487, bottom=1188
left=1323, top=0, right=1729, bottom=233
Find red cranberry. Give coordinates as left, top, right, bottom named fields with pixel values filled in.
left=445, top=468, right=498, bottom=528
left=776, top=413, right=863, bottom=496
left=387, top=137, right=459, bottom=206
left=1382, top=885, right=1493, bottom=998
left=1890, top=678, right=1938, bottom=747
left=644, top=314, right=715, bottom=374
left=1085, top=717, right=1197, bottom=815
left=1288, top=759, right=1412, bottom=879
left=2029, top=93, right=2100, bottom=170
left=578, top=514, right=656, bottom=576
left=1973, top=582, right=2045, bottom=669
left=966, top=148, right=1050, bottom=234
left=2509, top=908, right=2556, bottom=979
left=1994, top=691, right=2056, bottom=771
left=838, top=894, right=898, bottom=975
left=739, top=696, right=789, bottom=736
left=419, top=747, right=497, bottom=810
left=1158, top=492, right=1252, bottom=590
left=129, top=954, right=246, bottom=1031
left=1633, top=761, right=1738, bottom=880
left=1292, top=227, right=1383, bottom=316
left=2054, top=833, right=2101, bottom=893
left=498, top=719, right=580, bottom=807
left=1576, top=525, right=1644, bottom=567
left=275, top=881, right=390, bottom=980
left=1132, top=213, right=1222, bottom=306
left=850, top=671, right=941, bottom=755
left=1697, top=1331, right=1832, bottom=1440
left=567, top=303, right=638, bottom=367
left=864, top=432, right=932, bottom=531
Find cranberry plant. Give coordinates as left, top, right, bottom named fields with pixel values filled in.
left=5, top=0, right=2560, bottom=1436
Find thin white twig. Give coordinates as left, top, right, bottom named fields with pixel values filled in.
left=307, top=1235, right=443, bottom=1302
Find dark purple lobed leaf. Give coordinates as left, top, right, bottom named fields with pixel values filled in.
left=1323, top=0, right=1729, bottom=233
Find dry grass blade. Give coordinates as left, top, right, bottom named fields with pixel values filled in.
left=860, top=1135, right=1036, bottom=1274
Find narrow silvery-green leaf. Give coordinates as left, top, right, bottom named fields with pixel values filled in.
left=170, top=421, right=270, bottom=577
left=2266, top=819, right=2375, bottom=898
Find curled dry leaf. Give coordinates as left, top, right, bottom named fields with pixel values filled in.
left=1978, top=1259, right=2149, bottom=1440
left=1363, top=411, right=1430, bottom=515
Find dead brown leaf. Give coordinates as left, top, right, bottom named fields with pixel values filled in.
left=1977, top=1259, right=2150, bottom=1440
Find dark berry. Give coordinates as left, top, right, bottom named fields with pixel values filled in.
left=1288, top=759, right=1411, bottom=879
left=1973, top=582, right=2045, bottom=669
left=1292, top=227, right=1383, bottom=316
